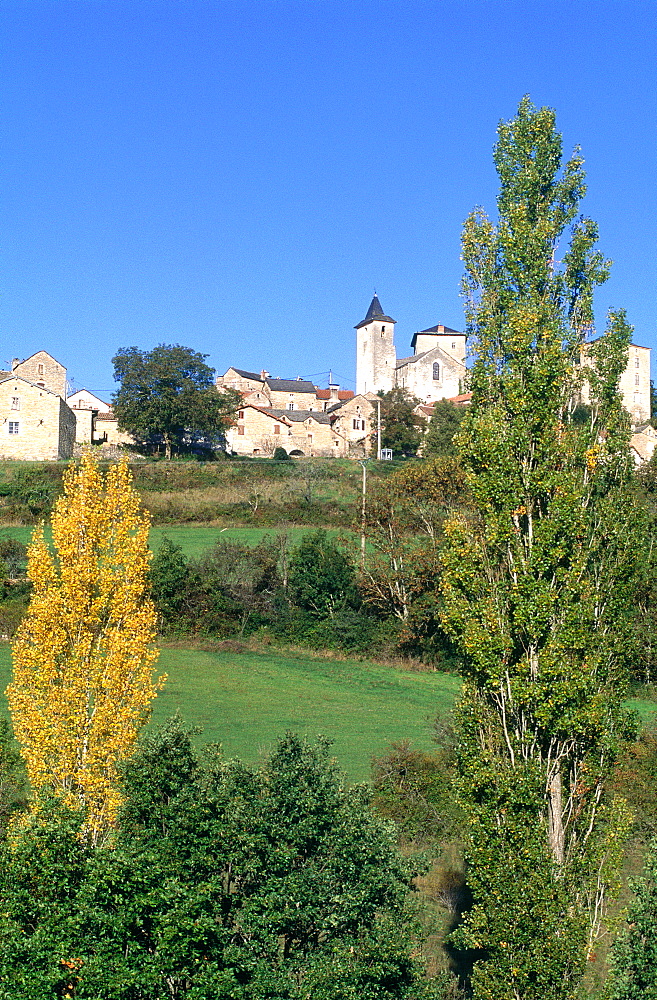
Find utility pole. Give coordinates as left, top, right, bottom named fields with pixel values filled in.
left=359, top=459, right=369, bottom=568
left=376, top=398, right=381, bottom=460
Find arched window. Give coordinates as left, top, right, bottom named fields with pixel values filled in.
left=432, top=362, right=440, bottom=381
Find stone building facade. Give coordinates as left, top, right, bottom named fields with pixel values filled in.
left=0, top=376, right=76, bottom=460
left=10, top=351, right=67, bottom=398
left=226, top=404, right=347, bottom=458
left=579, top=340, right=652, bottom=426
left=355, top=296, right=467, bottom=403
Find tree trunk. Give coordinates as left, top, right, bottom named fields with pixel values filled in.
left=548, top=769, right=565, bottom=866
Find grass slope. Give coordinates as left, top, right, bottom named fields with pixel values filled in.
left=1, top=640, right=655, bottom=783
left=0, top=643, right=460, bottom=782
left=0, top=524, right=351, bottom=560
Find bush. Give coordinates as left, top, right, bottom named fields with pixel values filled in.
left=0, top=724, right=435, bottom=998
left=272, top=446, right=290, bottom=460
left=288, top=530, right=358, bottom=617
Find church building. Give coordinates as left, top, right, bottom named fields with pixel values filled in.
left=355, top=295, right=467, bottom=403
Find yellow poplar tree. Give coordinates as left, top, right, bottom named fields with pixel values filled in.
left=7, top=452, right=163, bottom=844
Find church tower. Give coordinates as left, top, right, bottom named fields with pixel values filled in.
left=355, top=295, right=397, bottom=395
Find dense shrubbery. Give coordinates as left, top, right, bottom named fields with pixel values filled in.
left=0, top=722, right=456, bottom=998
left=149, top=530, right=400, bottom=656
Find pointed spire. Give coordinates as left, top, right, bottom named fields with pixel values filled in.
left=355, top=295, right=395, bottom=329
left=364, top=294, right=385, bottom=321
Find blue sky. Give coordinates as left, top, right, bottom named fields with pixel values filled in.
left=1, top=0, right=655, bottom=399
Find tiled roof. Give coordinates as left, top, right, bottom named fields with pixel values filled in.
left=315, top=389, right=355, bottom=401
left=231, top=368, right=264, bottom=381
left=238, top=404, right=292, bottom=424
left=265, top=378, right=316, bottom=393
left=419, top=324, right=462, bottom=334
left=268, top=408, right=331, bottom=424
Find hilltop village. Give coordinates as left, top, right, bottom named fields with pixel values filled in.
left=1, top=294, right=654, bottom=463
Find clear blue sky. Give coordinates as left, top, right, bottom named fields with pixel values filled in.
left=1, top=0, right=655, bottom=399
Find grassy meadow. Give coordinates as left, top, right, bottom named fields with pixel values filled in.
left=0, top=642, right=460, bottom=782
left=1, top=639, right=656, bottom=784
left=0, top=523, right=353, bottom=560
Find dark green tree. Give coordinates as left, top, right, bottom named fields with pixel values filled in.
left=112, top=344, right=240, bottom=459
left=610, top=840, right=657, bottom=999
left=288, top=529, right=358, bottom=617
left=377, top=389, right=424, bottom=457
left=0, top=724, right=441, bottom=999
left=440, top=97, right=638, bottom=998
left=422, top=401, right=465, bottom=458
left=149, top=537, right=189, bottom=625
left=650, top=379, right=657, bottom=428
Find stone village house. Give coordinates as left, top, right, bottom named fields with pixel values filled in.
left=0, top=351, right=131, bottom=460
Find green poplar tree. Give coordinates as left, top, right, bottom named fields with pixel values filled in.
left=440, top=97, right=638, bottom=998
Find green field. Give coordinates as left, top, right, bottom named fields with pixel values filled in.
left=0, top=524, right=352, bottom=560
left=0, top=643, right=460, bottom=782
left=1, top=639, right=656, bottom=783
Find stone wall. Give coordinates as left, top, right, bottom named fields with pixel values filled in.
left=12, top=351, right=67, bottom=399
left=356, top=318, right=396, bottom=396
left=0, top=377, right=74, bottom=460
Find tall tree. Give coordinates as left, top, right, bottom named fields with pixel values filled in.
left=422, top=400, right=465, bottom=458
left=112, top=344, right=240, bottom=459
left=376, top=388, right=424, bottom=457
left=440, top=97, right=638, bottom=998
left=7, top=454, right=163, bottom=845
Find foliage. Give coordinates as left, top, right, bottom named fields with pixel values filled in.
left=0, top=719, right=27, bottom=836
left=440, top=97, right=639, bottom=997
left=112, top=344, right=241, bottom=459
left=376, top=388, right=424, bottom=457
left=0, top=466, right=61, bottom=522
left=609, top=838, right=657, bottom=999
left=149, top=536, right=190, bottom=624
left=371, top=739, right=464, bottom=848
left=360, top=459, right=467, bottom=666
left=7, top=453, right=163, bottom=844
left=0, top=723, right=443, bottom=998
left=609, top=727, right=657, bottom=841
left=272, top=445, right=291, bottom=460
left=288, top=529, right=358, bottom=617
left=650, top=379, right=656, bottom=428
left=422, top=402, right=465, bottom=458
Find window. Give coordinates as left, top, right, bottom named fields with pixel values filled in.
left=634, top=393, right=640, bottom=403
left=238, top=409, right=245, bottom=418
left=8, top=421, right=19, bottom=435
left=352, top=418, right=365, bottom=431
left=288, top=403, right=295, bottom=410
left=382, top=326, right=386, bottom=332
left=11, top=397, right=19, bottom=410
left=635, top=357, right=640, bottom=368
left=238, top=427, right=245, bottom=435
left=432, top=362, right=440, bottom=381
left=37, top=363, right=44, bottom=375
left=274, top=424, right=280, bottom=435
left=307, top=434, right=313, bottom=442
left=452, top=341, right=456, bottom=349
left=635, top=375, right=640, bottom=386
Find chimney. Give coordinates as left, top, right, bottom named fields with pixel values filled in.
left=11, top=358, right=21, bottom=370
left=260, top=370, right=269, bottom=380
left=328, top=378, right=340, bottom=402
